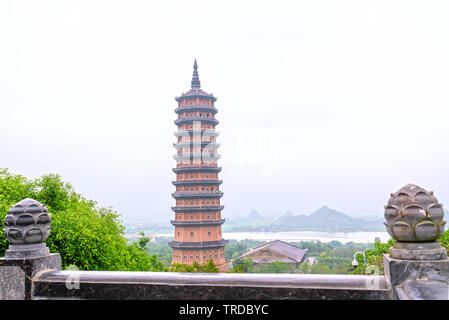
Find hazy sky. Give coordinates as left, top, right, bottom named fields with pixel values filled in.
left=1, top=0, right=448, bottom=221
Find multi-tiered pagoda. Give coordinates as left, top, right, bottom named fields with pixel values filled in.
left=169, top=60, right=228, bottom=271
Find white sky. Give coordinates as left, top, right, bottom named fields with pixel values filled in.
left=0, top=0, right=448, bottom=220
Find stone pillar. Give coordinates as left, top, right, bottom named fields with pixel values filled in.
left=0, top=198, right=61, bottom=300
left=383, top=184, right=449, bottom=300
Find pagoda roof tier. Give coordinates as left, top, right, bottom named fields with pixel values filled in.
left=172, top=179, right=223, bottom=186
left=175, top=117, right=218, bottom=126
left=171, top=205, right=224, bottom=212
left=174, top=130, right=219, bottom=137
left=175, top=89, right=217, bottom=103
left=175, top=104, right=218, bottom=115
left=173, top=166, right=221, bottom=173
left=170, top=219, right=225, bottom=227
left=168, top=239, right=228, bottom=250
left=173, top=153, right=220, bottom=161
left=173, top=141, right=220, bottom=148
left=172, top=191, right=223, bottom=199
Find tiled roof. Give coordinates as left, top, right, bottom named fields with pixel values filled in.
left=178, top=88, right=215, bottom=98
left=237, top=240, right=306, bottom=262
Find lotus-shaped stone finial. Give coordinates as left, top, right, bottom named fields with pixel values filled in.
left=384, top=184, right=446, bottom=242
left=3, top=198, right=51, bottom=244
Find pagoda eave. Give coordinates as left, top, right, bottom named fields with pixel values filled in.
left=175, top=95, right=217, bottom=103
left=174, top=117, right=219, bottom=126
left=172, top=179, right=223, bottom=186
left=170, top=219, right=225, bottom=227
left=174, top=130, right=219, bottom=137
left=171, top=206, right=224, bottom=212
left=175, top=105, right=218, bottom=114
left=172, top=191, right=223, bottom=199
left=168, top=239, right=228, bottom=249
left=173, top=166, right=222, bottom=173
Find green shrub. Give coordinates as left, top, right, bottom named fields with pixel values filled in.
left=0, top=168, right=166, bottom=272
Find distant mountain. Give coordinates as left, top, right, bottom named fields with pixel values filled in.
left=249, top=209, right=264, bottom=220
left=283, top=210, right=295, bottom=218
left=276, top=205, right=384, bottom=232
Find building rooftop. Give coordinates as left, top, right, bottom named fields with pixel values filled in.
left=175, top=59, right=216, bottom=102
left=236, top=240, right=307, bottom=263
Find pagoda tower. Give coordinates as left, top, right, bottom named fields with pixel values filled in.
left=169, top=60, right=228, bottom=271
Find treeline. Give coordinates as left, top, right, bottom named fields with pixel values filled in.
left=0, top=169, right=166, bottom=272
left=142, top=237, right=390, bottom=275
left=227, top=239, right=376, bottom=274
left=2, top=169, right=447, bottom=274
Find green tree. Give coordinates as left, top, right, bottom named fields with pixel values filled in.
left=255, top=261, right=290, bottom=273
left=231, top=257, right=254, bottom=273
left=227, top=264, right=245, bottom=273
left=351, top=239, right=394, bottom=275
left=137, top=232, right=151, bottom=251
left=169, top=260, right=219, bottom=273
left=439, top=229, right=449, bottom=254
left=297, top=262, right=313, bottom=274
left=0, top=169, right=166, bottom=272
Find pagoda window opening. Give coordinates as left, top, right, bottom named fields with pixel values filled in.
left=190, top=256, right=193, bottom=261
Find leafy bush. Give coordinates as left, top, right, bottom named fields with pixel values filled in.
left=169, top=260, right=219, bottom=273
left=439, top=229, right=449, bottom=254
left=351, top=239, right=394, bottom=275
left=0, top=168, right=166, bottom=272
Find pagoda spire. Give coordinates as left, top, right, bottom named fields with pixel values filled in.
left=191, top=58, right=201, bottom=89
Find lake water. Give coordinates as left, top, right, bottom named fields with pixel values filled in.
left=155, top=230, right=390, bottom=244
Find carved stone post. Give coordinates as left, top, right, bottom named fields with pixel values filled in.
left=0, top=198, right=61, bottom=300
left=383, top=184, right=449, bottom=299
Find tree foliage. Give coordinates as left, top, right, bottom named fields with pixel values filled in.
left=439, top=229, right=449, bottom=254
left=351, top=239, right=394, bottom=275
left=169, top=260, right=219, bottom=273
left=0, top=169, right=166, bottom=272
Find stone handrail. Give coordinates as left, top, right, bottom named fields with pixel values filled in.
left=31, top=270, right=391, bottom=300
left=1, top=183, right=448, bottom=300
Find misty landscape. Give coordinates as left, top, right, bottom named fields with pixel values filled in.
left=0, top=0, right=448, bottom=303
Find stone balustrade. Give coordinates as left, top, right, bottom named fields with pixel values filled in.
left=0, top=184, right=448, bottom=300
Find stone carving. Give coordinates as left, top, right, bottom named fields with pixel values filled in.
left=384, top=184, right=447, bottom=260
left=3, top=198, right=51, bottom=244
left=384, top=184, right=446, bottom=242
left=2, top=198, right=51, bottom=258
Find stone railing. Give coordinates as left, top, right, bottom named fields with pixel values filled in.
left=0, top=184, right=448, bottom=300
left=31, top=271, right=391, bottom=300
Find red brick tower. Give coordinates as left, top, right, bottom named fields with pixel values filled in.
left=169, top=59, right=228, bottom=271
